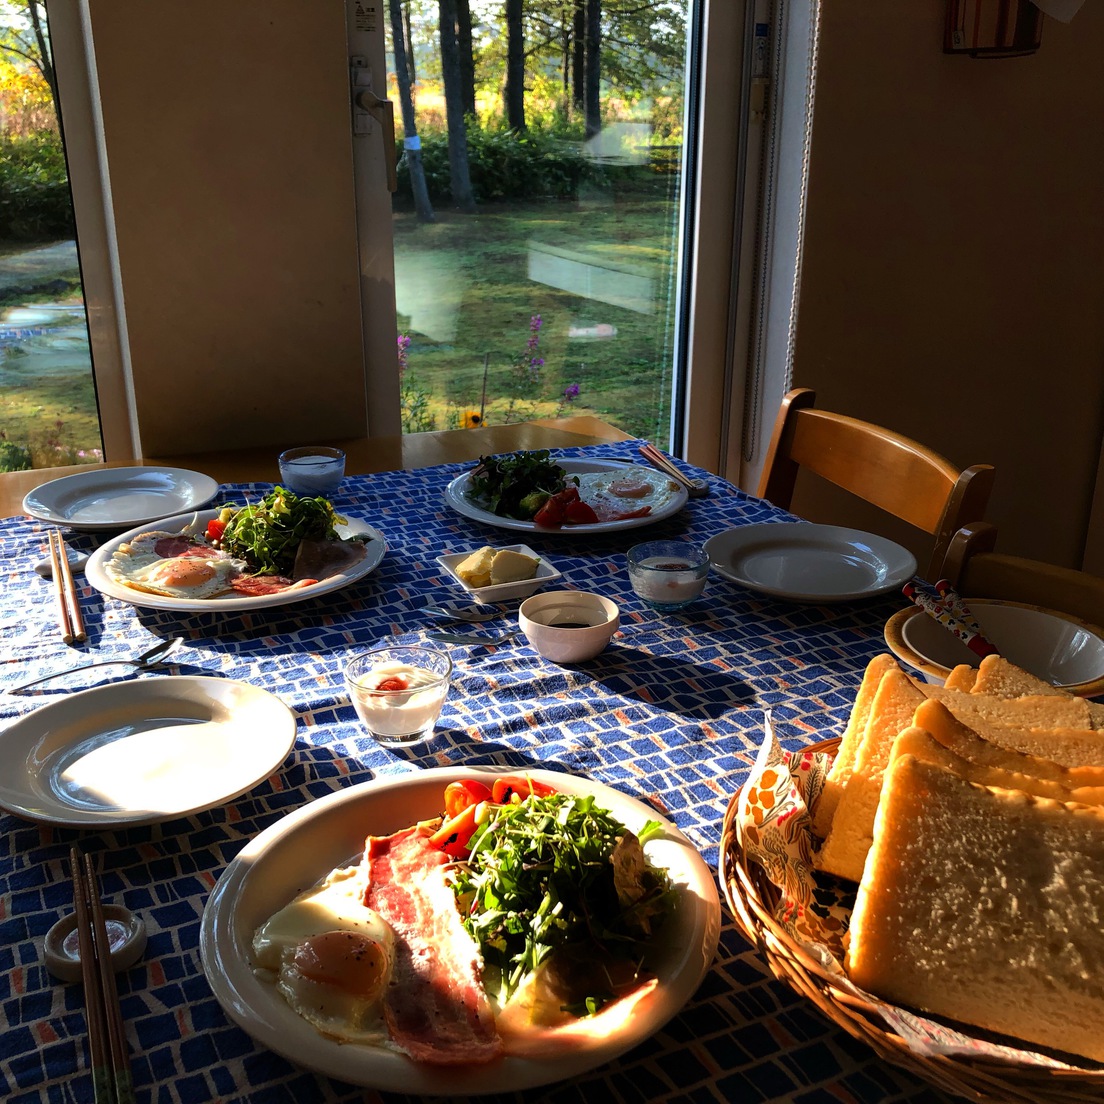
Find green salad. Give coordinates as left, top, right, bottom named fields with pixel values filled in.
left=211, top=487, right=346, bottom=575
left=450, top=790, right=675, bottom=1014
left=468, top=450, right=573, bottom=520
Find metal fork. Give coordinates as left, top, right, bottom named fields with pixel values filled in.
left=426, top=629, right=518, bottom=646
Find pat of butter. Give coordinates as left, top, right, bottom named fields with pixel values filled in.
left=455, top=546, right=496, bottom=587
left=489, top=549, right=540, bottom=585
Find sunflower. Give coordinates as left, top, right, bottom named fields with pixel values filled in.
left=461, top=410, right=484, bottom=428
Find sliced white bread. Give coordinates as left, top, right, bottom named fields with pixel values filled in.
left=847, top=751, right=1104, bottom=1064
left=942, top=664, right=978, bottom=691
left=915, top=697, right=1104, bottom=796
left=926, top=684, right=1092, bottom=729
left=813, top=668, right=927, bottom=882
left=811, top=654, right=899, bottom=839
left=970, top=653, right=1067, bottom=698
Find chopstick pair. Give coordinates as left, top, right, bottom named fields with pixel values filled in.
left=49, top=530, right=85, bottom=645
left=902, top=577, right=998, bottom=658
left=70, top=847, right=134, bottom=1104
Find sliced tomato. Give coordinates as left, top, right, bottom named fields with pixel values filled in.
left=491, top=775, right=557, bottom=805
left=205, top=518, right=227, bottom=542
left=564, top=498, right=599, bottom=524
left=533, top=495, right=565, bottom=529
left=443, top=779, right=493, bottom=819
left=428, top=803, right=480, bottom=858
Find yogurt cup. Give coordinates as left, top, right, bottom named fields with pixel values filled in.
left=344, top=646, right=452, bottom=746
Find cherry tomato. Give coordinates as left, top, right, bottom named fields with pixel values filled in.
left=443, top=779, right=493, bottom=819
left=491, top=776, right=556, bottom=805
left=206, top=518, right=227, bottom=542
left=376, top=676, right=408, bottom=692
left=428, top=803, right=480, bottom=858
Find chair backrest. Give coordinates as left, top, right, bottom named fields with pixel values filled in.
left=940, top=522, right=1104, bottom=629
left=757, top=388, right=995, bottom=579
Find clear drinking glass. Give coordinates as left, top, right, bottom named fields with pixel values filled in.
left=278, top=446, right=346, bottom=498
left=626, top=540, right=710, bottom=611
left=344, top=645, right=452, bottom=746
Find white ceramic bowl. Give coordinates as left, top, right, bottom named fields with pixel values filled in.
left=884, top=598, right=1104, bottom=697
left=519, top=590, right=619, bottom=663
left=437, top=544, right=562, bottom=604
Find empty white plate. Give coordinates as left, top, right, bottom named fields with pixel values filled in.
left=705, top=522, right=917, bottom=602
left=23, top=466, right=219, bottom=531
left=0, top=676, right=296, bottom=827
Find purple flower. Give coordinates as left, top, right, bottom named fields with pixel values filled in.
left=563, top=383, right=580, bottom=401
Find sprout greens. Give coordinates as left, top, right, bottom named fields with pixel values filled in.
left=216, top=487, right=346, bottom=575
left=450, top=791, right=675, bottom=1014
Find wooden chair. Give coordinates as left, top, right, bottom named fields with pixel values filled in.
left=940, top=521, right=1104, bottom=628
left=757, top=388, right=995, bottom=580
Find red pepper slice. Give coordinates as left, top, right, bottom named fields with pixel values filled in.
left=428, top=803, right=480, bottom=858
left=564, top=498, right=599, bottom=525
left=443, top=779, right=493, bottom=819
left=491, top=775, right=557, bottom=805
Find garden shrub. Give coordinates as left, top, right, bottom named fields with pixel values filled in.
left=0, top=440, right=32, bottom=472
left=0, top=132, right=75, bottom=241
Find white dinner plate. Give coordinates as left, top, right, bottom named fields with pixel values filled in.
left=0, top=676, right=296, bottom=827
left=22, top=466, right=219, bottom=531
left=85, top=510, right=386, bottom=612
left=705, top=522, right=917, bottom=602
left=200, top=767, right=721, bottom=1095
left=444, top=459, right=689, bottom=534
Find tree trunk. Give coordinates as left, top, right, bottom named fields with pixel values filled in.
left=438, top=0, right=477, bottom=213
left=504, top=0, right=526, bottom=132
left=28, top=1, right=59, bottom=112
left=402, top=1, right=416, bottom=87
left=456, top=0, right=476, bottom=120
left=584, top=0, right=601, bottom=139
left=389, top=0, right=434, bottom=223
left=572, top=1, right=585, bottom=119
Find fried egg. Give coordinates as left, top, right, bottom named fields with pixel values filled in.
left=575, top=466, right=682, bottom=520
left=105, top=531, right=247, bottom=599
left=252, top=865, right=395, bottom=1045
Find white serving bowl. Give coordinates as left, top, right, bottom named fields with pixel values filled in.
left=519, top=590, right=619, bottom=664
left=884, top=598, right=1104, bottom=697
left=437, top=544, right=562, bottom=604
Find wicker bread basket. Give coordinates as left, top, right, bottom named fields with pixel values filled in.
left=719, top=737, right=1104, bottom=1104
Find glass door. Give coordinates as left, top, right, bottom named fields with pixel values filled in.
left=0, top=0, right=101, bottom=472
left=354, top=1, right=751, bottom=456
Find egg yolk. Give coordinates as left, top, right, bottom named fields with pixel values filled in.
left=150, top=557, right=219, bottom=588
left=607, top=479, right=652, bottom=498
left=293, top=930, right=388, bottom=996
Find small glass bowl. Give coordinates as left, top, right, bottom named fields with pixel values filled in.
left=344, top=645, right=452, bottom=746
left=626, top=540, right=710, bottom=611
left=278, top=446, right=346, bottom=498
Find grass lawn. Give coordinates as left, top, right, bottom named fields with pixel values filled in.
left=394, top=186, right=680, bottom=440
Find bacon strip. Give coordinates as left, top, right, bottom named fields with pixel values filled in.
left=363, top=827, right=502, bottom=1066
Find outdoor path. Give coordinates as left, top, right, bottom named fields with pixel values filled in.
left=0, top=241, right=79, bottom=295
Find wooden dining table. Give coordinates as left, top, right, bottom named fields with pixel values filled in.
left=0, top=418, right=960, bottom=1104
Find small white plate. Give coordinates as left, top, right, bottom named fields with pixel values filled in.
left=200, top=767, right=720, bottom=1095
left=0, top=676, right=296, bottom=827
left=437, top=544, right=562, bottom=604
left=705, top=522, right=917, bottom=602
left=444, top=459, right=688, bottom=534
left=22, top=466, right=219, bottom=531
left=85, top=509, right=386, bottom=612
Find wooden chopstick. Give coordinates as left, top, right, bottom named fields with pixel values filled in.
left=638, top=442, right=683, bottom=481
left=49, top=530, right=86, bottom=644
left=70, top=847, right=134, bottom=1104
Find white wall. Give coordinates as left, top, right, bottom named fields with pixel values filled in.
left=789, top=2, right=1104, bottom=571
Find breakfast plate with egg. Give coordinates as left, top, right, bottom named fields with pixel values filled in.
left=85, top=509, right=386, bottom=612
left=445, top=459, right=688, bottom=534
left=199, top=767, right=720, bottom=1094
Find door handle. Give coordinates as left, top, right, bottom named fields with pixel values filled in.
left=355, top=88, right=397, bottom=194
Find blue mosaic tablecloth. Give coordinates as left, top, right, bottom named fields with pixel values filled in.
left=0, top=441, right=954, bottom=1104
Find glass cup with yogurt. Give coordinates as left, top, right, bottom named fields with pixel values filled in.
left=344, top=646, right=452, bottom=746
left=278, top=446, right=346, bottom=498
left=626, top=540, right=710, bottom=612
